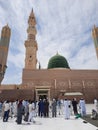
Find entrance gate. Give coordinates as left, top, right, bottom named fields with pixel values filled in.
left=35, top=86, right=50, bottom=101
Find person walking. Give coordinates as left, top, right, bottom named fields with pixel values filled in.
left=13, top=100, right=18, bottom=117
left=3, top=100, right=10, bottom=122
left=24, top=100, right=29, bottom=122
left=57, top=99, right=61, bottom=115
left=79, top=98, right=86, bottom=117
left=0, top=101, right=2, bottom=118
left=44, top=99, right=49, bottom=117
left=28, top=100, right=36, bottom=123
left=64, top=98, right=70, bottom=119
left=38, top=99, right=44, bottom=117
left=72, top=98, right=78, bottom=115
left=51, top=99, right=57, bottom=117
left=17, top=100, right=25, bottom=124
left=94, top=98, right=98, bottom=113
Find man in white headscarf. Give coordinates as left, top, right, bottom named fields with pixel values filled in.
left=28, top=100, right=36, bottom=123
left=64, top=98, right=70, bottom=119
left=94, top=98, right=98, bottom=113
left=79, top=98, right=86, bottom=117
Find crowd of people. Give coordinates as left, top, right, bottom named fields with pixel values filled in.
left=0, top=97, right=97, bottom=124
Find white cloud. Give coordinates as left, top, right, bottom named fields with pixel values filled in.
left=0, top=0, right=98, bottom=84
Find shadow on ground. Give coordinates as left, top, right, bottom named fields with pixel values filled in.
left=82, top=114, right=98, bottom=127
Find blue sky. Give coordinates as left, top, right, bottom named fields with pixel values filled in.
left=0, top=0, right=98, bottom=84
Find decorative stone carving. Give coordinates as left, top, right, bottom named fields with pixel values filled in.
left=86, top=81, right=96, bottom=86
left=42, top=81, right=51, bottom=86
left=71, top=81, right=82, bottom=87
left=58, top=81, right=68, bottom=86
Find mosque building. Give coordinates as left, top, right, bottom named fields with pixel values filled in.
left=0, top=9, right=98, bottom=102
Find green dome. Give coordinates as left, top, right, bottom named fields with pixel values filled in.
left=47, top=53, right=70, bottom=69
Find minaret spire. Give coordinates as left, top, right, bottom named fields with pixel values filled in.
left=94, top=24, right=96, bottom=29
left=31, top=8, right=33, bottom=12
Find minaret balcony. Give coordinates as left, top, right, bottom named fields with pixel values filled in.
left=25, top=40, right=38, bottom=49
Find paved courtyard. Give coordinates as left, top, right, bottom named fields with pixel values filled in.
left=0, top=115, right=97, bottom=130
left=0, top=104, right=98, bottom=130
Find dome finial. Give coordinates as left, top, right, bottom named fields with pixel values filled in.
left=31, top=8, right=33, bottom=13
left=39, top=61, right=41, bottom=69
left=56, top=51, right=59, bottom=55
left=94, top=24, right=96, bottom=29
left=6, top=23, right=9, bottom=28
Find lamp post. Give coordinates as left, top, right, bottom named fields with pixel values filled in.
left=54, top=79, right=56, bottom=98
left=68, top=79, right=71, bottom=91
left=54, top=79, right=56, bottom=89
left=82, top=80, right=85, bottom=98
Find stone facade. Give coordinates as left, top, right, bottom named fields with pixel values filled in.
left=21, top=69, right=98, bottom=103
left=0, top=69, right=98, bottom=103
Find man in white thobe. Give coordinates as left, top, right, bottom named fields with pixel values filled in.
left=13, top=101, right=18, bottom=117
left=28, top=101, right=35, bottom=123
left=64, top=99, right=70, bottom=119
left=79, top=98, right=86, bottom=117
left=94, top=98, right=98, bottom=113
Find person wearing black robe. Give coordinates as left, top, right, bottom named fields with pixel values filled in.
left=72, top=98, right=78, bottom=115
left=44, top=99, right=49, bottom=117
left=38, top=99, right=44, bottom=117
left=17, top=100, right=24, bottom=124
left=51, top=99, right=57, bottom=117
